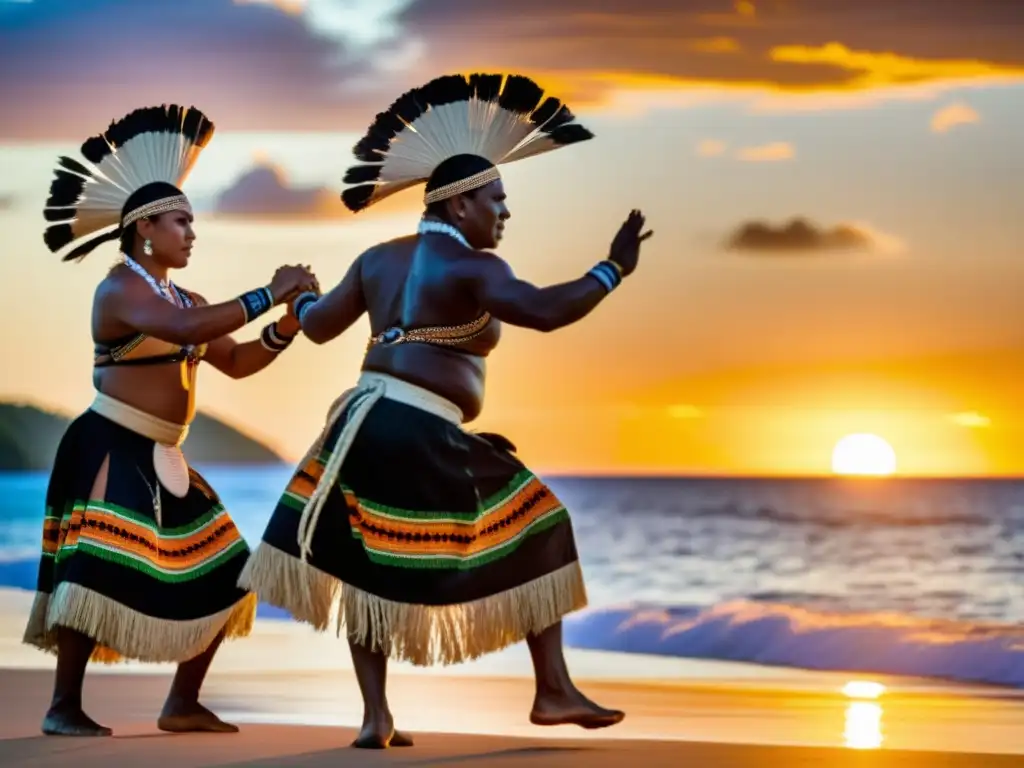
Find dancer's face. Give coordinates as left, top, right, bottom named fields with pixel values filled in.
left=453, top=180, right=510, bottom=250
left=136, top=208, right=196, bottom=269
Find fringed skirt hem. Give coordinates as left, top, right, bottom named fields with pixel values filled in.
left=22, top=584, right=256, bottom=664
left=239, top=541, right=587, bottom=667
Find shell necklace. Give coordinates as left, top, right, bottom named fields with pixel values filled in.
left=120, top=253, right=198, bottom=395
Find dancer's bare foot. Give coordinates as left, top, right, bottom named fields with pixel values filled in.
left=351, top=710, right=394, bottom=749
left=530, top=689, right=624, bottom=730
left=390, top=729, right=415, bottom=747
left=41, top=707, right=113, bottom=737
left=157, top=699, right=239, bottom=733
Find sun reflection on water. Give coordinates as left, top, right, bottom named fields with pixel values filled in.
left=841, top=680, right=885, bottom=749
left=844, top=701, right=883, bottom=749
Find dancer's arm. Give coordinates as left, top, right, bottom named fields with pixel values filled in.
left=471, top=257, right=610, bottom=332
left=469, top=209, right=651, bottom=333
left=103, top=265, right=316, bottom=347
left=190, top=292, right=302, bottom=379
left=294, top=255, right=367, bottom=345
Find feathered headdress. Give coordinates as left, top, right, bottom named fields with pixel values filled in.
left=341, top=73, right=594, bottom=212
left=43, top=104, right=215, bottom=262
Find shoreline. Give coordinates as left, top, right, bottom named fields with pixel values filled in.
left=0, top=585, right=1021, bottom=698
left=5, top=465, right=1024, bottom=481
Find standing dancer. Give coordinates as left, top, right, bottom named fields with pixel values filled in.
left=240, top=73, right=652, bottom=748
left=25, top=104, right=318, bottom=737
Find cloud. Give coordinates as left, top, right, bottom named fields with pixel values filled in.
left=733, top=0, right=755, bottom=18
left=735, top=141, right=794, bottom=162
left=686, top=36, right=741, bottom=54
left=210, top=158, right=420, bottom=221
left=235, top=0, right=413, bottom=49
left=394, top=0, right=1024, bottom=113
left=212, top=162, right=340, bottom=220
left=234, top=0, right=304, bottom=14
left=930, top=102, right=981, bottom=133
left=667, top=404, right=704, bottom=420
left=0, top=195, right=14, bottom=210
left=696, top=139, right=728, bottom=157
left=725, top=218, right=901, bottom=255
left=3, top=0, right=1024, bottom=139
left=768, top=43, right=1015, bottom=86
left=695, top=140, right=794, bottom=161
left=0, top=0, right=413, bottom=139
left=948, top=411, right=991, bottom=428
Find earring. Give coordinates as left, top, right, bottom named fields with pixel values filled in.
left=143, top=239, right=153, bottom=256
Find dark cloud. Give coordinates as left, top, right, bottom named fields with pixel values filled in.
left=0, top=0, right=380, bottom=139
left=211, top=162, right=342, bottom=220
left=726, top=218, right=881, bottom=254
left=210, top=160, right=420, bottom=221
left=396, top=0, right=1024, bottom=103
left=400, top=0, right=1024, bottom=65
left=2, top=0, right=1023, bottom=140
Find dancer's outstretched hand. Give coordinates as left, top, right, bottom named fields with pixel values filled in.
left=607, top=210, right=653, bottom=278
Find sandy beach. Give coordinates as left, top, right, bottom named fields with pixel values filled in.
left=2, top=589, right=1024, bottom=766
left=2, top=668, right=1024, bottom=767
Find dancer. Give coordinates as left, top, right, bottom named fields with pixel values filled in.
left=24, top=104, right=318, bottom=737
left=240, top=73, right=652, bottom=748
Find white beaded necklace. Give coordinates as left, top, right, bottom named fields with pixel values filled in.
left=120, top=251, right=196, bottom=366
left=121, top=252, right=188, bottom=308
left=417, top=218, right=471, bottom=249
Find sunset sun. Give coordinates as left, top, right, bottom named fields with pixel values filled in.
left=831, top=434, right=897, bottom=477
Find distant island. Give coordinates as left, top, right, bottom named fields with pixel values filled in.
left=0, top=402, right=284, bottom=471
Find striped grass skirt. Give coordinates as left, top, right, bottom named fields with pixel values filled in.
left=240, top=374, right=588, bottom=667
left=22, top=407, right=255, bottom=664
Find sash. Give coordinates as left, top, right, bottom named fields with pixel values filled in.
left=295, top=372, right=462, bottom=561
left=89, top=392, right=192, bottom=509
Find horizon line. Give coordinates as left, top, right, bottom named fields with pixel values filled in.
left=4, top=464, right=1019, bottom=483
left=3, top=397, right=1022, bottom=481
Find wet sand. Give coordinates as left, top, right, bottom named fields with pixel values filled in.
left=2, top=665, right=1024, bottom=766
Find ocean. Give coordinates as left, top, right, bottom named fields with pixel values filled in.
left=4, top=467, right=1024, bottom=688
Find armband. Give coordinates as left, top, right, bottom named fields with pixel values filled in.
left=293, top=291, right=319, bottom=326
left=587, top=260, right=623, bottom=293
left=260, top=321, right=296, bottom=353
left=238, top=286, right=274, bottom=323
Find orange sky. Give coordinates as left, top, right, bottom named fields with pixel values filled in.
left=1, top=0, right=1022, bottom=477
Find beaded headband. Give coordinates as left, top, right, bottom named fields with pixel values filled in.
left=121, top=195, right=192, bottom=227
left=422, top=167, right=502, bottom=206
left=341, top=72, right=594, bottom=213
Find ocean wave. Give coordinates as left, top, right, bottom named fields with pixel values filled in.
left=653, top=503, right=994, bottom=529
left=6, top=542, right=1024, bottom=688
left=563, top=600, right=1024, bottom=688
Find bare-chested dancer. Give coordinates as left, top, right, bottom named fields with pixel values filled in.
left=240, top=73, right=652, bottom=749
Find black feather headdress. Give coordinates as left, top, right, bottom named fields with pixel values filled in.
left=341, top=73, right=594, bottom=213
left=42, top=104, right=215, bottom=261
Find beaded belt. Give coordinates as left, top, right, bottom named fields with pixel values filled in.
left=367, top=313, right=491, bottom=352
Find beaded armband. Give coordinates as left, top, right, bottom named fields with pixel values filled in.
left=587, top=260, right=623, bottom=293
left=293, top=291, right=319, bottom=327
left=260, top=322, right=296, bottom=353
left=238, top=286, right=274, bottom=323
